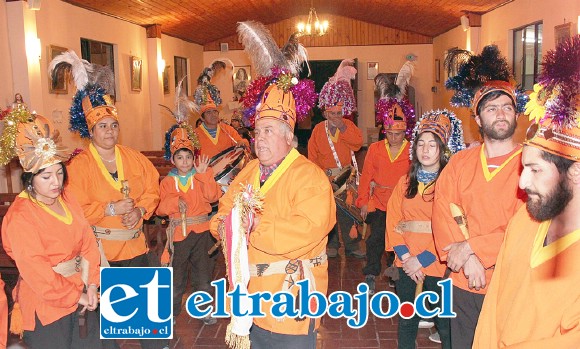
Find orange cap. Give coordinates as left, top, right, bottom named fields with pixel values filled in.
left=256, top=84, right=296, bottom=130
left=82, top=94, right=118, bottom=130
left=472, top=80, right=517, bottom=115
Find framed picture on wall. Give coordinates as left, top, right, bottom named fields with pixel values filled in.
left=554, top=23, right=573, bottom=46
left=367, top=62, right=379, bottom=80
left=163, top=66, right=170, bottom=95
left=49, top=45, right=68, bottom=94
left=233, top=66, right=250, bottom=101
left=435, top=59, right=441, bottom=83
left=130, top=56, right=142, bottom=92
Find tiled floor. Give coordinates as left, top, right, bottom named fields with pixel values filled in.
left=5, top=247, right=440, bottom=349
left=116, top=247, right=441, bottom=349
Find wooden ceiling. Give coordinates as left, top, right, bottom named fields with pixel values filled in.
left=63, top=0, right=512, bottom=45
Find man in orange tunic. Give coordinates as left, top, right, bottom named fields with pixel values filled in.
left=308, top=59, right=364, bottom=258
left=210, top=78, right=335, bottom=347
left=193, top=75, right=249, bottom=159
left=474, top=36, right=580, bottom=348
left=356, top=100, right=412, bottom=293
left=432, top=70, right=527, bottom=346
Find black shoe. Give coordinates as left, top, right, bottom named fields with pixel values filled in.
left=346, top=249, right=366, bottom=259
left=364, top=275, right=376, bottom=295
left=326, top=247, right=338, bottom=258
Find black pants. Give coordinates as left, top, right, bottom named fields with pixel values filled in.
left=103, top=253, right=169, bottom=349
left=327, top=205, right=360, bottom=252
left=362, top=210, right=394, bottom=276
left=450, top=286, right=485, bottom=349
left=172, top=231, right=214, bottom=316
left=249, top=319, right=316, bottom=349
left=24, top=308, right=102, bottom=349
left=395, top=268, right=451, bottom=349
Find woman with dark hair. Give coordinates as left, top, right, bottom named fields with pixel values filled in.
left=386, top=110, right=465, bottom=349
left=0, top=112, right=101, bottom=348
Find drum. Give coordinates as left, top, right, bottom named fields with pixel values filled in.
left=331, top=166, right=363, bottom=225
left=209, top=146, right=249, bottom=192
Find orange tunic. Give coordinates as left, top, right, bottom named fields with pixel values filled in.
left=1, top=192, right=100, bottom=330
left=432, top=144, right=525, bottom=294
left=66, top=144, right=160, bottom=262
left=194, top=123, right=249, bottom=159
left=157, top=169, right=222, bottom=240
left=473, top=205, right=580, bottom=348
left=307, top=119, right=362, bottom=171
left=209, top=150, right=336, bottom=335
left=356, top=139, right=411, bottom=211
left=386, top=176, right=446, bottom=277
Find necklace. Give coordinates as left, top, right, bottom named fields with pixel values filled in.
left=99, top=154, right=116, bottom=163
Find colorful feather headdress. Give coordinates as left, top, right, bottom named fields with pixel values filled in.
left=318, top=59, right=357, bottom=116
left=410, top=109, right=466, bottom=160
left=525, top=35, right=580, bottom=161
left=194, top=60, right=229, bottom=114
left=375, top=60, right=416, bottom=138
left=237, top=21, right=317, bottom=128
left=444, top=45, right=529, bottom=114
left=162, top=77, right=201, bottom=160
left=48, top=50, right=117, bottom=138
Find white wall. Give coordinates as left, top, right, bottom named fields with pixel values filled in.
left=204, top=44, right=434, bottom=145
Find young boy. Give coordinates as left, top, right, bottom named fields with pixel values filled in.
left=157, top=127, right=222, bottom=325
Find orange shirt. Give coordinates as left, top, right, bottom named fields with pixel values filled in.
left=157, top=168, right=222, bottom=240
left=67, top=143, right=160, bottom=262
left=194, top=123, right=249, bottom=159
left=210, top=149, right=336, bottom=335
left=1, top=192, right=100, bottom=330
left=386, top=176, right=446, bottom=277
left=307, top=119, right=362, bottom=171
left=356, top=139, right=411, bottom=211
left=432, top=144, right=525, bottom=294
left=473, top=205, right=580, bottom=348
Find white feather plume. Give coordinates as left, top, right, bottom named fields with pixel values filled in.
left=48, top=50, right=93, bottom=91
left=237, top=21, right=286, bottom=76
left=175, top=77, right=199, bottom=122
left=395, top=60, right=415, bottom=98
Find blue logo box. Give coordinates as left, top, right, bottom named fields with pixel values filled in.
left=100, top=267, right=173, bottom=339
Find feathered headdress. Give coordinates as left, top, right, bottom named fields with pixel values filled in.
left=525, top=35, right=580, bottom=161
left=48, top=50, right=117, bottom=138
left=194, top=59, right=230, bottom=114
left=375, top=60, right=416, bottom=138
left=237, top=21, right=317, bottom=128
left=444, top=45, right=528, bottom=114
left=162, top=77, right=201, bottom=160
left=0, top=107, right=69, bottom=173
left=410, top=109, right=465, bottom=160
left=318, top=59, right=357, bottom=116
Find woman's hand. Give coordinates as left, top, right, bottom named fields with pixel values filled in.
left=122, top=207, right=142, bottom=229
left=402, top=255, right=423, bottom=276
left=112, top=198, right=135, bottom=216
left=178, top=198, right=188, bottom=213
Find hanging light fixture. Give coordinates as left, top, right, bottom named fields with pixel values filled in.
left=296, top=2, right=329, bottom=36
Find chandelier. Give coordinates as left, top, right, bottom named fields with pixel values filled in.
left=296, top=5, right=329, bottom=36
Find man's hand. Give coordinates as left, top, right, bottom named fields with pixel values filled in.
left=463, top=255, right=487, bottom=291
left=443, top=240, right=473, bottom=272
left=178, top=198, right=187, bottom=213
left=112, top=198, right=134, bottom=216
left=409, top=269, right=425, bottom=284
left=360, top=205, right=368, bottom=221
left=402, top=255, right=422, bottom=276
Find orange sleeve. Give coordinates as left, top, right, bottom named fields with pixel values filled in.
left=356, top=143, right=378, bottom=207
left=0, top=278, right=6, bottom=349
left=468, top=228, right=510, bottom=269
left=3, top=210, right=82, bottom=308
left=131, top=151, right=161, bottom=219
left=339, top=119, right=363, bottom=152
left=431, top=158, right=467, bottom=261
left=70, top=197, right=102, bottom=286
left=194, top=168, right=222, bottom=203
left=156, top=177, right=180, bottom=217
left=307, top=125, right=324, bottom=169
left=249, top=165, right=336, bottom=259
left=221, top=124, right=250, bottom=148
left=385, top=176, right=407, bottom=253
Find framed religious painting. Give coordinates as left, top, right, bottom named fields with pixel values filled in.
left=130, top=56, right=142, bottom=92
left=49, top=45, right=69, bottom=94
